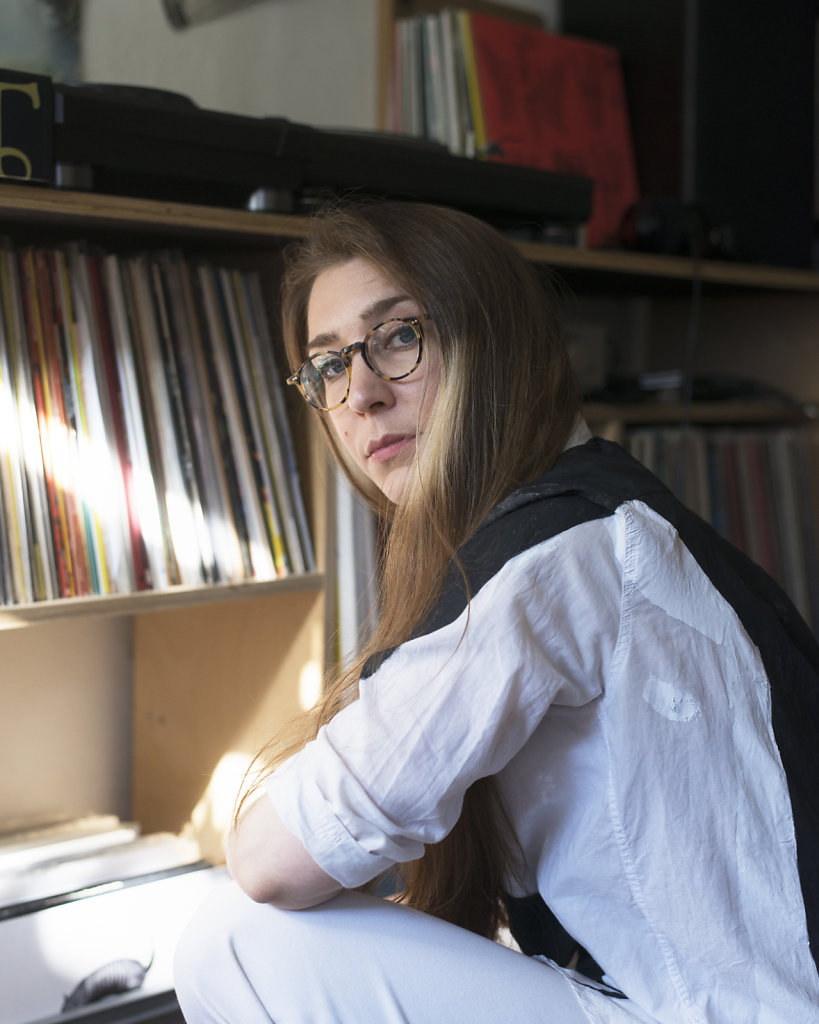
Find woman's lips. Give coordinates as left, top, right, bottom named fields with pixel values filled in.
left=367, top=434, right=415, bottom=463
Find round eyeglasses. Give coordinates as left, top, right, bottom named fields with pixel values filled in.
left=287, top=316, right=426, bottom=411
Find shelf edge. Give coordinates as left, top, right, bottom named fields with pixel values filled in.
left=0, top=573, right=326, bottom=630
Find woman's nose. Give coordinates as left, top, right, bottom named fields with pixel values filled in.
left=346, top=351, right=395, bottom=413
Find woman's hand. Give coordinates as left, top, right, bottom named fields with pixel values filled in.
left=226, top=793, right=344, bottom=909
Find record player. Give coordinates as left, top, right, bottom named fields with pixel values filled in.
left=0, top=67, right=592, bottom=235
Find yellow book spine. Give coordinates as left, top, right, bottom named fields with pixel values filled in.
left=458, top=10, right=487, bottom=157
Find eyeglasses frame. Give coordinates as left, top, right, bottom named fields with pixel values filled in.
left=286, top=315, right=427, bottom=411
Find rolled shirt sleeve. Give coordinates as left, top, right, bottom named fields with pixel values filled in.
left=265, top=519, right=620, bottom=889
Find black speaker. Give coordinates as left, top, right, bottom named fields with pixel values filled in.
left=562, top=0, right=816, bottom=267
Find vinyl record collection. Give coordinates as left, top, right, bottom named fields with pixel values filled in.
left=0, top=238, right=314, bottom=605
left=627, top=426, right=819, bottom=634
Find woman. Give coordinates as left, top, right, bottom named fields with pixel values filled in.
left=174, top=200, right=819, bottom=1023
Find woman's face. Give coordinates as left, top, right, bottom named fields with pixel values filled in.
left=306, top=258, right=440, bottom=504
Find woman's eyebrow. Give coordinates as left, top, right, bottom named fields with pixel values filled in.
left=360, top=293, right=414, bottom=323
left=306, top=293, right=415, bottom=353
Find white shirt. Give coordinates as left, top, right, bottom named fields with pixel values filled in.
left=267, top=436, right=819, bottom=1024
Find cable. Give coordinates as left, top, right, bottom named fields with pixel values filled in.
left=674, top=235, right=704, bottom=500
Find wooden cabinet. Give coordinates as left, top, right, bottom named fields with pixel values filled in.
left=0, top=184, right=329, bottom=862
left=2, top=174, right=818, bottom=862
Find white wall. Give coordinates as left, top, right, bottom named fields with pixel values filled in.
left=81, top=0, right=380, bottom=129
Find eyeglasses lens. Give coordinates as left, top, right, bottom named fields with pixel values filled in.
left=303, top=352, right=347, bottom=409
left=366, top=319, right=421, bottom=380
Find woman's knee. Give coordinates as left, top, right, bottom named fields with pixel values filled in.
left=173, top=879, right=364, bottom=1021
left=173, top=878, right=282, bottom=1023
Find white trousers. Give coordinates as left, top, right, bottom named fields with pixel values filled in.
left=173, top=879, right=651, bottom=1024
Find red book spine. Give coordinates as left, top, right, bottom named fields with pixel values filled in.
left=17, top=250, right=71, bottom=597
left=35, top=250, right=89, bottom=596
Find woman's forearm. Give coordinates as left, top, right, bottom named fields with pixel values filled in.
left=226, top=793, right=344, bottom=909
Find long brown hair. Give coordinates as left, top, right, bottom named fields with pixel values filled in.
left=247, top=200, right=579, bottom=937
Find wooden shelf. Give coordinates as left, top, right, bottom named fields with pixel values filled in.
left=0, top=573, right=325, bottom=630
left=583, top=399, right=817, bottom=428
left=517, top=239, right=819, bottom=294
left=0, top=182, right=815, bottom=634
left=0, top=181, right=312, bottom=244
left=2, top=182, right=818, bottom=293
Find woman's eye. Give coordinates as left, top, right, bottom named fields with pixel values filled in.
left=313, top=353, right=346, bottom=381
left=380, top=322, right=417, bottom=350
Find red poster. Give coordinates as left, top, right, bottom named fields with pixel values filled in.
left=468, top=13, right=639, bottom=247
